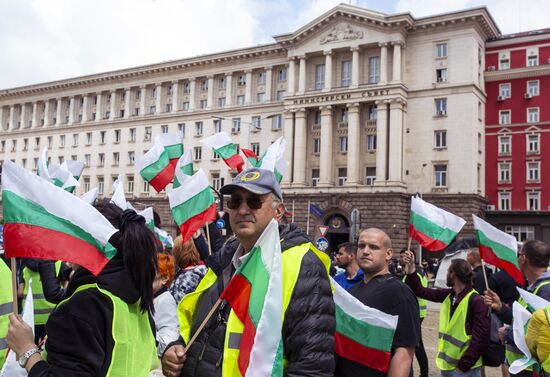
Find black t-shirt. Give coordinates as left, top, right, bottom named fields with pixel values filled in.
left=335, top=273, right=421, bottom=377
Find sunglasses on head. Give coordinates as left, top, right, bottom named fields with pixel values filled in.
left=227, top=196, right=265, bottom=210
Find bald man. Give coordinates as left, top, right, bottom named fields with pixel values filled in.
left=335, top=228, right=420, bottom=377
left=466, top=248, right=492, bottom=294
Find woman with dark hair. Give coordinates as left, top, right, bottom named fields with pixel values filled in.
left=7, top=203, right=158, bottom=376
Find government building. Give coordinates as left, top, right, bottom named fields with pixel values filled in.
left=0, top=4, right=500, bottom=250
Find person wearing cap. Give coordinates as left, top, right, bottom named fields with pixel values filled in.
left=161, top=168, right=335, bottom=377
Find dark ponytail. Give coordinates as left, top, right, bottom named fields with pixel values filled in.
left=98, top=203, right=157, bottom=313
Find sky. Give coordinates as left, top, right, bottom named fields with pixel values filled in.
left=1, top=0, right=549, bottom=90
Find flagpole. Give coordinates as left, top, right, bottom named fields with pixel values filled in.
left=184, top=297, right=222, bottom=353
left=205, top=223, right=212, bottom=256
left=407, top=237, right=412, bottom=251
left=481, top=259, right=490, bottom=293
left=306, top=200, right=311, bottom=236
left=11, top=258, right=18, bottom=314
left=291, top=200, right=295, bottom=223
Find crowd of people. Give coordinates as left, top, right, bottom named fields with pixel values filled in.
left=2, top=166, right=550, bottom=377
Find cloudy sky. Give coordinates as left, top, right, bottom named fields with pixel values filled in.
left=1, top=0, right=548, bottom=89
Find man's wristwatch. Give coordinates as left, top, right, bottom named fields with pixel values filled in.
left=18, top=347, right=40, bottom=368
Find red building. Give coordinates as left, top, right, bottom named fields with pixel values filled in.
left=485, top=29, right=550, bottom=243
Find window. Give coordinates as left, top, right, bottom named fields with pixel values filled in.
left=218, top=77, right=226, bottom=90
left=339, top=136, right=348, bottom=153
left=258, top=72, right=266, bottom=85
left=272, top=114, right=282, bottom=130
left=149, top=106, right=156, bottom=114
left=58, top=156, right=64, bottom=165
left=338, top=168, right=347, bottom=186
left=199, top=99, right=208, bottom=109
left=499, top=192, right=511, bottom=210
left=498, top=163, right=511, bottom=182
left=499, top=57, right=510, bottom=70
left=114, top=129, right=121, bottom=143
left=251, top=143, right=260, bottom=156
left=104, top=111, right=110, bottom=120
left=218, top=97, right=226, bottom=107
left=367, top=105, right=377, bottom=120
left=129, top=128, right=136, bottom=142
left=183, top=82, right=190, bottom=94
left=340, top=108, right=348, bottom=123
left=368, top=56, right=380, bottom=84
left=367, top=135, right=377, bottom=151
left=195, top=121, right=203, bottom=136
left=128, top=151, right=135, bottom=165
left=434, top=164, right=447, bottom=187
left=237, top=95, right=245, bottom=105
left=499, top=110, right=511, bottom=125
left=134, top=108, right=139, bottom=116
left=212, top=151, right=220, bottom=160
left=435, top=130, right=447, bottom=148
left=315, top=64, right=325, bottom=90
left=278, top=68, right=287, bottom=81
left=47, top=136, right=53, bottom=149
left=182, top=102, right=189, bottom=111
left=126, top=175, right=134, bottom=194
left=276, top=90, right=285, bottom=101
left=527, top=161, right=540, bottom=181
left=436, top=43, right=447, bottom=58
left=135, top=91, right=140, bottom=100
left=313, top=138, right=321, bottom=154
left=161, top=125, right=169, bottom=134
left=341, top=60, right=351, bottom=87
left=0, top=140, right=4, bottom=153
left=84, top=154, right=91, bottom=167
left=214, top=119, right=222, bottom=133
left=167, top=85, right=173, bottom=96
left=237, top=75, right=246, bottom=86
left=33, top=137, right=40, bottom=150
left=112, top=152, right=119, bottom=166
left=527, top=55, right=538, bottom=67
left=365, top=167, right=376, bottom=185
left=211, top=173, right=224, bottom=192
left=21, top=158, right=27, bottom=168
left=232, top=118, right=241, bottom=133
left=527, top=81, right=539, bottom=96
left=311, top=168, right=320, bottom=187
left=178, top=123, right=185, bottom=136
left=194, top=146, right=202, bottom=161
left=499, top=83, right=511, bottom=98
left=200, top=80, right=208, bottom=91
left=72, top=134, right=79, bottom=147
left=165, top=104, right=172, bottom=112
left=83, top=177, right=90, bottom=192
left=498, top=136, right=511, bottom=155
left=436, top=68, right=448, bottom=82
left=435, top=98, right=447, bottom=116
left=527, top=134, right=539, bottom=153
left=144, top=127, right=152, bottom=141
left=527, top=108, right=539, bottom=123
left=505, top=225, right=535, bottom=242
left=256, top=93, right=265, bottom=103
left=527, top=192, right=540, bottom=210
left=85, top=132, right=92, bottom=145
left=23, top=138, right=28, bottom=151
left=71, top=155, right=77, bottom=161
left=59, top=135, right=65, bottom=148
left=142, top=180, right=149, bottom=193
left=98, top=176, right=104, bottom=194
left=251, top=116, right=261, bottom=130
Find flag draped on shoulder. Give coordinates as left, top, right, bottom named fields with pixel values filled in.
left=332, top=278, right=398, bottom=373
left=258, top=137, right=288, bottom=183
left=173, top=150, right=193, bottom=189
left=241, top=148, right=260, bottom=167
left=220, top=219, right=284, bottom=377
left=136, top=137, right=176, bottom=192
left=201, top=132, right=244, bottom=172
left=2, top=161, right=118, bottom=276
left=409, top=196, right=466, bottom=251
left=168, top=169, right=216, bottom=243
left=159, top=133, right=184, bottom=167
left=473, top=215, right=524, bottom=285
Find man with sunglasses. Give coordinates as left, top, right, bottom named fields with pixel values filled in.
left=162, top=168, right=335, bottom=377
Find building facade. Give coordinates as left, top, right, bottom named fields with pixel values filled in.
left=0, top=5, right=499, bottom=249
left=485, top=29, right=550, bottom=243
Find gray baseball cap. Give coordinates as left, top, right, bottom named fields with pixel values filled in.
left=220, top=168, right=283, bottom=200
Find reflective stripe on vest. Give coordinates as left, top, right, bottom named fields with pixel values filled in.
left=402, top=272, right=428, bottom=318
left=55, top=283, right=156, bottom=377
left=505, top=279, right=550, bottom=369
left=0, top=261, right=12, bottom=366
left=436, top=290, right=483, bottom=371
left=23, top=261, right=62, bottom=325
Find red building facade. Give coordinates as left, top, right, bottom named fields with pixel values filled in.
left=485, top=29, right=550, bottom=242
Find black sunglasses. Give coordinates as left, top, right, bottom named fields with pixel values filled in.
left=227, top=196, right=265, bottom=210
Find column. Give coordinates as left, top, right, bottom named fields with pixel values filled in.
left=324, top=50, right=332, bottom=91
left=388, top=100, right=405, bottom=182
left=351, top=47, right=360, bottom=88
left=124, top=89, right=131, bottom=119
left=346, top=103, right=361, bottom=185
left=82, top=95, right=89, bottom=122
left=379, top=43, right=388, bottom=84
left=244, top=70, right=252, bottom=104
left=264, top=67, right=272, bottom=102
left=298, top=56, right=306, bottom=93
left=56, top=98, right=63, bottom=126
left=188, top=79, right=196, bottom=111
left=171, top=81, right=179, bottom=113
left=391, top=42, right=402, bottom=83
left=68, top=96, right=75, bottom=125
left=375, top=100, right=388, bottom=182
left=288, top=58, right=296, bottom=96
left=31, top=102, right=39, bottom=129
left=95, top=94, right=102, bottom=122
left=319, top=106, right=334, bottom=186
left=140, top=86, right=146, bottom=116
left=155, top=84, right=162, bottom=114
left=225, top=73, right=233, bottom=107
left=293, top=109, right=307, bottom=187
left=207, top=76, right=214, bottom=109
left=8, top=105, right=15, bottom=131
left=282, top=111, right=294, bottom=187
left=20, top=104, right=28, bottom=128
left=0, top=107, right=3, bottom=130
left=44, top=101, right=50, bottom=127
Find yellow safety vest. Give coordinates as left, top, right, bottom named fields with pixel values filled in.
left=22, top=261, right=62, bottom=325
left=0, top=261, right=13, bottom=367
left=178, top=242, right=331, bottom=377
left=402, top=272, right=428, bottom=319
left=540, top=306, right=550, bottom=373
left=436, top=290, right=483, bottom=371
left=52, top=283, right=157, bottom=376
left=505, top=279, right=550, bottom=369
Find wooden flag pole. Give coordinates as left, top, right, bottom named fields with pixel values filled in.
left=11, top=258, right=19, bottom=314
left=183, top=297, right=222, bottom=353
left=481, top=259, right=490, bottom=293
left=205, top=224, right=213, bottom=256
left=407, top=237, right=412, bottom=251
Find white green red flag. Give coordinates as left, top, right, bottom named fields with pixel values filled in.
left=201, top=132, right=244, bottom=172
left=409, top=196, right=466, bottom=251
left=258, top=137, right=288, bottom=183
left=111, top=175, right=128, bottom=210
left=155, top=227, right=174, bottom=249
left=473, top=215, right=524, bottom=285
left=220, top=219, right=283, bottom=376
left=80, top=187, right=98, bottom=205
left=173, top=150, right=193, bottom=189
left=37, top=148, right=79, bottom=191
left=61, top=160, right=85, bottom=193
left=168, top=169, right=216, bottom=243
left=136, top=137, right=176, bottom=192
left=332, top=277, right=398, bottom=373
left=138, top=207, right=155, bottom=231
left=241, top=148, right=260, bottom=167
left=2, top=160, right=118, bottom=276
left=159, top=133, right=184, bottom=167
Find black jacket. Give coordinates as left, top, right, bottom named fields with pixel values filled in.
left=29, top=258, right=152, bottom=377
left=180, top=223, right=336, bottom=377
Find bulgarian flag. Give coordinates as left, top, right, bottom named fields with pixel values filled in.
left=168, top=169, right=216, bottom=243
left=201, top=132, right=244, bottom=172
left=159, top=133, right=184, bottom=167
left=61, top=160, right=85, bottom=193
left=136, top=137, right=176, bottom=192
left=220, top=219, right=283, bottom=376
left=37, top=148, right=79, bottom=191
left=333, top=277, right=398, bottom=372
left=242, top=148, right=260, bottom=167
left=2, top=161, right=118, bottom=276
left=155, top=227, right=174, bottom=249
left=258, top=137, right=288, bottom=183
left=80, top=187, right=98, bottom=205
left=111, top=175, right=128, bottom=210
left=173, top=150, right=193, bottom=189
left=473, top=215, right=525, bottom=285
left=138, top=207, right=155, bottom=231
left=409, top=196, right=466, bottom=251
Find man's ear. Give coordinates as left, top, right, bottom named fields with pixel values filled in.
left=275, top=202, right=286, bottom=221
left=386, top=248, right=394, bottom=262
